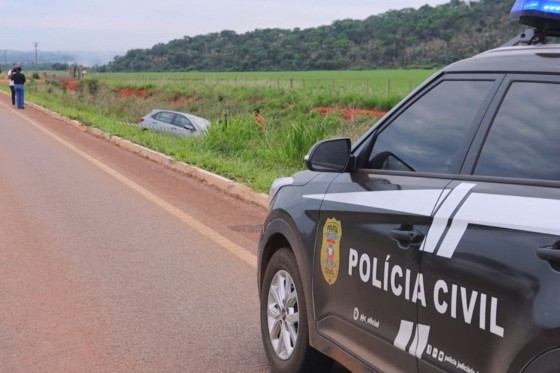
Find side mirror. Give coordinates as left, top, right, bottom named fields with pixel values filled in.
left=305, top=138, right=351, bottom=172
left=184, top=125, right=195, bottom=132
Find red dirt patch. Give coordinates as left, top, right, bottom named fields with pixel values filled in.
left=61, top=79, right=78, bottom=91
left=316, top=107, right=387, bottom=120
left=117, top=88, right=149, bottom=98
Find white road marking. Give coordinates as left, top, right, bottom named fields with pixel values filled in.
left=2, top=101, right=257, bottom=268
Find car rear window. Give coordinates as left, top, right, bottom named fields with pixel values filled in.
left=474, top=81, right=560, bottom=181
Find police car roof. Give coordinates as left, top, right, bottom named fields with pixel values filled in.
left=444, top=43, right=560, bottom=74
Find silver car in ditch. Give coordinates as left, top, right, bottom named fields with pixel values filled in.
left=138, top=109, right=211, bottom=137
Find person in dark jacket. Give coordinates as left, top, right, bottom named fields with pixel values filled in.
left=12, top=66, right=26, bottom=109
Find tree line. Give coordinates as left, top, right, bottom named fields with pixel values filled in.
left=102, top=0, right=522, bottom=72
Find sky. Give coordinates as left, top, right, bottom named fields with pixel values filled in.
left=1, top=0, right=450, bottom=54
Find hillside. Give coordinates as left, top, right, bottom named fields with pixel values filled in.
left=104, top=0, right=522, bottom=72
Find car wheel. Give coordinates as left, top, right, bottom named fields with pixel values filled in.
left=260, top=248, right=332, bottom=373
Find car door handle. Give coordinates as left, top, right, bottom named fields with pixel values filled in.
left=391, top=227, right=425, bottom=248
left=537, top=248, right=560, bottom=261
left=536, top=242, right=560, bottom=271
left=537, top=245, right=560, bottom=263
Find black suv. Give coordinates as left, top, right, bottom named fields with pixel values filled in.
left=258, top=2, right=560, bottom=372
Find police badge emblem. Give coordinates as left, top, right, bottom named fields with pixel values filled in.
left=321, top=218, right=342, bottom=285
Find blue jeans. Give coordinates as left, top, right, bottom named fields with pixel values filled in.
left=14, top=84, right=24, bottom=108
left=9, top=85, right=15, bottom=105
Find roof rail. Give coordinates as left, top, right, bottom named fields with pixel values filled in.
left=500, top=28, right=546, bottom=47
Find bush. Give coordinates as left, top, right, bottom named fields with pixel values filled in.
left=78, top=78, right=100, bottom=95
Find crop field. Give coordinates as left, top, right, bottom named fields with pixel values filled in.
left=12, top=69, right=436, bottom=192
left=95, top=69, right=435, bottom=97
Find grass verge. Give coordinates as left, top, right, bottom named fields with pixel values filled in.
left=3, top=75, right=400, bottom=193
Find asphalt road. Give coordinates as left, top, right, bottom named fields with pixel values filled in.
left=0, top=95, right=270, bottom=372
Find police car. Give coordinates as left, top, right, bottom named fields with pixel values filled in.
left=257, top=1, right=560, bottom=372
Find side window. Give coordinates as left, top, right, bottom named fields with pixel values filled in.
left=474, top=82, right=560, bottom=181
left=153, top=112, right=174, bottom=124
left=174, top=115, right=194, bottom=129
left=368, top=80, right=494, bottom=173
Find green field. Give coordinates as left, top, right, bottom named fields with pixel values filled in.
left=14, top=69, right=436, bottom=192
left=95, top=69, right=435, bottom=97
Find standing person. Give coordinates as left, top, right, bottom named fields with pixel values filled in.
left=7, top=63, right=18, bottom=106
left=12, top=66, right=26, bottom=109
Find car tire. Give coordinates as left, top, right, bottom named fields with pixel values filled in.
left=260, top=248, right=333, bottom=373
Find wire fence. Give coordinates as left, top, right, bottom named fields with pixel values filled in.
left=189, top=78, right=424, bottom=96
left=93, top=72, right=432, bottom=98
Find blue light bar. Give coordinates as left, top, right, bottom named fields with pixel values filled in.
left=511, top=0, right=560, bottom=20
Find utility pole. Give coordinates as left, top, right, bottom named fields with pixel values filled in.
left=32, top=41, right=38, bottom=73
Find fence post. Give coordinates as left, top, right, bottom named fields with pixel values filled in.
left=290, top=79, right=293, bottom=89
left=387, top=79, right=391, bottom=97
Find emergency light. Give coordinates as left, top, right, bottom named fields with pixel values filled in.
left=510, top=0, right=560, bottom=33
